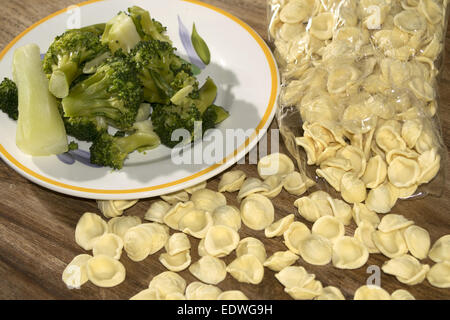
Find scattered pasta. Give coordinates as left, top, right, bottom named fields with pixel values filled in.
left=372, top=229, right=409, bottom=258
left=204, top=225, right=240, bottom=257
left=240, top=194, right=275, bottom=230
left=165, top=233, right=191, bottom=256
left=75, top=212, right=108, bottom=251
left=189, top=255, right=227, bottom=285
left=212, top=205, right=241, bottom=232
left=184, top=181, right=207, bottom=194
left=185, top=281, right=222, bottom=300
left=257, top=152, right=295, bottom=179
left=62, top=254, right=92, bottom=289
left=178, top=209, right=213, bottom=239
left=426, top=262, right=450, bottom=288
left=263, top=250, right=299, bottom=272
left=92, top=233, right=124, bottom=260
left=161, top=190, right=189, bottom=204
left=227, top=254, right=264, bottom=285
left=144, top=200, right=171, bottom=223
left=382, top=254, right=430, bottom=285
left=283, top=221, right=311, bottom=254
left=298, top=234, right=333, bottom=266
left=149, top=271, right=186, bottom=299
left=218, top=170, right=246, bottom=193
left=265, top=214, right=295, bottom=238
left=391, top=289, right=416, bottom=300
left=217, top=290, right=249, bottom=300
left=159, top=250, right=191, bottom=272
left=353, top=285, right=391, bottom=300
left=108, top=216, right=141, bottom=240
left=97, top=200, right=138, bottom=218
left=332, top=236, right=369, bottom=269
left=403, top=225, right=431, bottom=260
left=86, top=255, right=126, bottom=288
left=315, top=286, right=346, bottom=300
left=190, top=189, right=226, bottom=213
left=428, top=235, right=450, bottom=263
left=236, top=237, right=267, bottom=264
left=312, top=216, right=345, bottom=243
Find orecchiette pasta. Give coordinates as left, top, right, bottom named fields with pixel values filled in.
left=352, top=203, right=380, bottom=228
left=145, top=200, right=171, bottom=223
left=240, top=194, right=275, bottom=230
left=332, top=236, right=369, bottom=270
left=218, top=170, right=247, bottom=193
left=159, top=250, right=191, bottom=272
left=377, top=214, right=414, bottom=233
left=391, top=289, right=416, bottom=300
left=426, top=262, right=450, bottom=288
left=315, top=286, right=346, bottom=300
left=260, top=175, right=284, bottom=198
left=165, top=233, right=191, bottom=256
left=204, top=225, right=240, bottom=257
left=257, top=153, right=295, bottom=179
left=97, top=200, right=138, bottom=218
left=149, top=271, right=186, bottom=299
left=237, top=177, right=271, bottom=201
left=353, top=285, right=391, bottom=300
left=372, top=229, right=408, bottom=258
left=185, top=282, right=222, bottom=300
left=161, top=190, right=189, bottom=204
left=428, top=235, right=450, bottom=263
left=263, top=250, right=299, bottom=272
left=184, top=181, right=207, bottom=194
left=354, top=221, right=380, bottom=254
left=212, top=205, right=241, bottom=231
left=163, top=201, right=195, bottom=230
left=226, top=254, right=264, bottom=285
left=189, top=255, right=227, bottom=285
left=283, top=221, right=311, bottom=254
left=62, top=254, right=92, bottom=289
left=107, top=216, right=141, bottom=240
left=298, top=234, right=333, bottom=266
left=265, top=214, right=295, bottom=238
left=86, top=255, right=126, bottom=288
left=178, top=209, right=213, bottom=239
left=75, top=212, right=108, bottom=251
left=275, top=266, right=322, bottom=300
left=217, top=290, right=249, bottom=300
left=92, top=233, right=124, bottom=260
left=312, top=216, right=345, bottom=243
left=190, top=189, right=226, bottom=213
left=236, top=237, right=267, bottom=264
left=283, top=171, right=315, bottom=196
left=382, top=254, right=430, bottom=285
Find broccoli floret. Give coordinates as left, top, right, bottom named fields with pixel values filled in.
left=102, top=12, right=142, bottom=53
left=128, top=6, right=171, bottom=43
left=63, top=116, right=108, bottom=142
left=43, top=29, right=108, bottom=98
left=0, top=78, right=18, bottom=120
left=74, top=23, right=106, bottom=36
left=90, top=120, right=160, bottom=169
left=61, top=54, right=143, bottom=130
left=68, top=141, right=79, bottom=151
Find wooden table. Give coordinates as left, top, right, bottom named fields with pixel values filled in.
left=0, top=0, right=449, bottom=300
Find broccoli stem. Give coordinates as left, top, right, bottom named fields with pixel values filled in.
left=197, top=77, right=217, bottom=114
left=48, top=59, right=79, bottom=98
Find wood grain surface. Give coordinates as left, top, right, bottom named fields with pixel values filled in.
left=0, top=0, right=449, bottom=300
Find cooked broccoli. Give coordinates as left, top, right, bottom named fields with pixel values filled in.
left=43, top=29, right=108, bottom=98
left=75, top=23, right=106, bottom=36
left=128, top=6, right=171, bottom=43
left=90, top=120, right=160, bottom=169
left=0, top=78, right=18, bottom=120
left=63, top=116, right=108, bottom=142
left=102, top=12, right=142, bottom=53
left=61, top=54, right=143, bottom=130
left=68, top=141, right=79, bottom=151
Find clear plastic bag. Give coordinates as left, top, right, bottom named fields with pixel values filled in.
left=267, top=0, right=448, bottom=203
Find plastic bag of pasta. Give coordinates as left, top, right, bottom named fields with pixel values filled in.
left=267, top=0, right=448, bottom=208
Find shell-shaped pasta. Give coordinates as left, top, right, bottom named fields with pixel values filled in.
left=279, top=22, right=306, bottom=42
left=130, top=288, right=160, bottom=300
left=184, top=181, right=207, bottom=194
left=86, top=255, right=126, bottom=288
left=261, top=175, right=284, bottom=198
left=354, top=285, right=391, bottom=300
left=97, top=200, right=138, bottom=218
left=263, top=251, right=299, bottom=272
left=394, top=9, right=426, bottom=34
left=378, top=214, right=414, bottom=233
left=294, top=195, right=333, bottom=222
left=362, top=155, right=387, bottom=189
left=212, top=205, right=241, bottom=231
left=279, top=0, right=316, bottom=24
left=240, top=194, right=274, bottom=230
left=257, top=153, right=295, bottom=179
left=316, top=167, right=346, bottom=192
left=328, top=198, right=353, bottom=225
left=185, top=282, right=222, bottom=300
left=296, top=136, right=319, bottom=165
left=75, top=212, right=108, bottom=250
left=191, top=189, right=226, bottom=213
left=217, top=290, right=249, bottom=300
left=108, top=216, right=141, bottom=239
left=387, top=156, right=420, bottom=188
left=204, top=225, right=240, bottom=257
left=265, top=214, right=295, bottom=238
left=284, top=221, right=311, bottom=254
left=391, top=289, right=416, bottom=300
left=197, top=238, right=208, bottom=257
left=417, top=148, right=440, bottom=184
left=227, top=254, right=264, bottom=285
left=309, top=12, right=334, bottom=40
left=141, top=223, right=169, bottom=255
left=236, top=237, right=267, bottom=264
left=123, top=223, right=168, bottom=261
left=283, top=171, right=315, bottom=196
left=159, top=250, right=191, bottom=272
left=189, top=255, right=227, bottom=285
left=315, top=286, right=346, bottom=300
left=354, top=221, right=380, bottom=254
left=161, top=190, right=189, bottom=204
left=375, top=121, right=407, bottom=153
left=62, top=254, right=92, bottom=289
left=332, top=237, right=369, bottom=269
left=372, top=230, right=408, bottom=258
left=92, top=233, right=124, bottom=260
left=428, top=235, right=450, bottom=263
left=298, top=234, right=333, bottom=266
left=163, top=201, right=195, bottom=230
left=402, top=119, right=423, bottom=149
left=340, top=172, right=367, bottom=204
left=352, top=203, right=380, bottom=228
left=145, top=200, right=171, bottom=223
left=427, top=262, right=450, bottom=288
left=409, top=78, right=435, bottom=101
left=385, top=148, right=419, bottom=165
left=419, top=0, right=443, bottom=24
left=312, top=216, right=345, bottom=243
left=178, top=209, right=213, bottom=239
left=275, top=266, right=315, bottom=289
left=218, top=170, right=246, bottom=192
left=149, top=271, right=186, bottom=299
left=336, top=146, right=367, bottom=178
left=382, top=254, right=429, bottom=285
left=237, top=177, right=270, bottom=201
left=327, top=65, right=360, bottom=94
left=285, top=279, right=323, bottom=300
left=165, top=233, right=191, bottom=256
left=366, top=183, right=398, bottom=214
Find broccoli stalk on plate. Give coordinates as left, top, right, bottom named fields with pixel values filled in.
left=0, top=78, right=18, bottom=120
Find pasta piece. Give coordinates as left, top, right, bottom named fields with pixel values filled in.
left=227, top=254, right=264, bottom=285
left=149, top=271, right=186, bottom=299
left=340, top=172, right=367, bottom=204
left=332, top=236, right=369, bottom=269
left=263, top=251, right=299, bottom=272
left=327, top=64, right=360, bottom=94
left=123, top=223, right=168, bottom=261
left=336, top=146, right=366, bottom=178
left=362, top=155, right=387, bottom=189
left=240, top=194, right=275, bottom=230
left=237, top=177, right=271, bottom=201
left=75, top=212, right=108, bottom=251
left=178, top=209, right=213, bottom=239
left=284, top=221, right=311, bottom=254
left=130, top=288, right=159, bottom=300
left=62, top=254, right=92, bottom=289
left=316, top=167, right=346, bottom=192
left=283, top=171, right=315, bottom=196
left=189, top=255, right=227, bottom=285
left=294, top=195, right=333, bottom=222
left=86, top=255, right=126, bottom=288
left=185, top=282, right=222, bottom=300
left=354, top=221, right=380, bottom=254
left=382, top=254, right=430, bottom=285
left=140, top=223, right=169, bottom=254
left=261, top=175, right=284, bottom=198
left=312, top=216, right=345, bottom=243
left=161, top=190, right=189, bottom=204
left=184, top=181, right=207, bottom=194
left=426, top=262, right=450, bottom=288
left=159, top=250, right=191, bottom=272
left=377, top=214, right=414, bottom=233
left=353, top=285, right=391, bottom=300
left=197, top=238, right=208, bottom=257
left=309, top=12, right=334, bottom=40
left=163, top=201, right=195, bottom=230
left=165, top=233, right=191, bottom=256
left=388, top=156, right=420, bottom=188
left=327, top=198, right=353, bottom=225
left=213, top=205, right=241, bottom=231
left=285, top=279, right=323, bottom=300
left=275, top=266, right=315, bottom=289
left=372, top=230, right=408, bottom=258
left=258, top=153, right=295, bottom=180
left=108, top=216, right=141, bottom=239
left=391, top=289, right=416, bottom=300
left=218, top=170, right=247, bottom=193
left=191, top=189, right=226, bottom=213
left=375, top=121, right=407, bottom=153
left=265, top=214, right=295, bottom=238
left=365, top=183, right=398, bottom=214
left=204, top=225, right=239, bottom=257
left=353, top=202, right=380, bottom=229
left=402, top=119, right=423, bottom=149
left=428, top=235, right=450, bottom=263
left=92, top=233, right=124, bottom=260
left=236, top=237, right=267, bottom=264
left=279, top=0, right=317, bottom=24
left=217, top=290, right=249, bottom=300
left=315, top=286, right=346, bottom=300
left=144, top=200, right=171, bottom=223
left=298, top=234, right=332, bottom=266
left=402, top=225, right=430, bottom=260
left=417, top=148, right=440, bottom=184
left=97, top=200, right=138, bottom=218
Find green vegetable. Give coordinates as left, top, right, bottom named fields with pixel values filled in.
left=90, top=120, right=160, bottom=170
left=102, top=12, right=142, bottom=53
left=191, top=23, right=211, bottom=65
left=61, top=53, right=143, bottom=130
left=13, top=44, right=68, bottom=156
left=128, top=6, right=171, bottom=43
left=63, top=116, right=108, bottom=142
left=0, top=78, right=18, bottom=120
left=207, top=104, right=229, bottom=124
left=196, top=77, right=217, bottom=113
left=43, top=29, right=108, bottom=98
left=68, top=141, right=79, bottom=151
left=75, top=23, right=106, bottom=36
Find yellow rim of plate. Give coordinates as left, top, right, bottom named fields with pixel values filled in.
left=0, top=0, right=279, bottom=195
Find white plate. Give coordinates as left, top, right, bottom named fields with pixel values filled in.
left=0, top=0, right=279, bottom=200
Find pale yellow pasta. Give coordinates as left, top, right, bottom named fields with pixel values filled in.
left=372, top=230, right=409, bottom=258
left=428, top=235, right=450, bottom=263
left=161, top=190, right=189, bottom=204
left=123, top=223, right=168, bottom=262
left=217, top=290, right=249, bottom=300
left=237, top=177, right=270, bottom=201
left=240, top=194, right=275, bottom=230
left=265, top=214, right=295, bottom=238
left=377, top=214, right=414, bottom=233
left=218, top=170, right=246, bottom=193
left=189, top=255, right=227, bottom=285
left=212, top=205, right=241, bottom=232
left=316, top=167, right=345, bottom=192
left=426, top=262, right=450, bottom=288
left=257, top=153, right=295, bottom=179
left=391, top=289, right=416, bottom=300
left=62, top=254, right=92, bottom=289
left=163, top=201, right=195, bottom=230
left=185, top=282, right=222, bottom=300
left=417, top=148, right=441, bottom=184
left=236, top=237, right=267, bottom=264
left=388, top=156, right=420, bottom=188
left=312, top=216, right=345, bottom=243
left=298, top=234, right=333, bottom=266
left=353, top=285, right=391, bottom=300
left=354, top=221, right=380, bottom=254
left=275, top=266, right=315, bottom=289
left=107, top=216, right=141, bottom=239
left=227, top=254, right=264, bottom=285
left=309, top=12, right=334, bottom=40
left=92, top=233, right=124, bottom=260
left=315, top=286, right=346, bottom=300
left=191, top=189, right=226, bottom=213
left=375, top=121, right=407, bottom=153
left=284, top=221, right=311, bottom=254
left=362, top=155, right=387, bottom=189
left=86, top=255, right=126, bottom=288
left=178, top=209, right=213, bottom=239
left=365, top=183, right=398, bottom=214
left=145, top=200, right=171, bottom=223
left=140, top=223, right=169, bottom=254
left=336, top=145, right=366, bottom=178
left=159, top=250, right=191, bottom=272
left=401, top=119, right=423, bottom=149
left=382, top=254, right=430, bottom=285
left=327, top=64, right=360, bottom=94
left=204, top=225, right=240, bottom=257
left=327, top=198, right=353, bottom=225
left=261, top=175, right=284, bottom=198
left=75, top=212, right=108, bottom=251
left=184, top=181, right=207, bottom=194
left=197, top=238, right=208, bottom=257
left=294, top=194, right=333, bottom=222
left=283, top=171, right=315, bottom=196
left=263, top=251, right=299, bottom=272
left=149, top=271, right=186, bottom=299
left=285, top=279, right=323, bottom=300
left=332, top=236, right=369, bottom=269
left=340, top=172, right=367, bottom=204
left=165, top=233, right=191, bottom=256
left=97, top=200, right=138, bottom=218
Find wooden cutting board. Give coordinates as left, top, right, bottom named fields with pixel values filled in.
left=0, top=0, right=449, bottom=300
